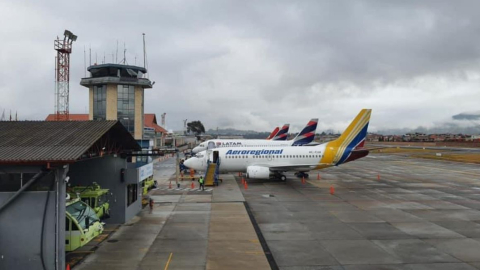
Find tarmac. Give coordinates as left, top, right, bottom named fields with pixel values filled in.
left=73, top=153, right=480, bottom=270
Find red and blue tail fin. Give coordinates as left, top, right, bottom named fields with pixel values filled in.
left=266, top=127, right=279, bottom=140
left=292, top=118, right=318, bottom=146
left=272, top=124, right=289, bottom=141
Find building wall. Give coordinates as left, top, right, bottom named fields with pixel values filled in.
left=0, top=166, right=67, bottom=270
left=89, top=87, right=94, bottom=120
left=68, top=156, right=141, bottom=224
left=106, top=84, right=118, bottom=120
left=134, top=87, right=144, bottom=140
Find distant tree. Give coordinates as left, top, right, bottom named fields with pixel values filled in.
left=187, top=121, right=205, bottom=135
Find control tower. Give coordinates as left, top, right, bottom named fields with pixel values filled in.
left=80, top=64, right=153, bottom=140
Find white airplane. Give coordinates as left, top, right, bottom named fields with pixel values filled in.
left=192, top=119, right=318, bottom=153
left=184, top=109, right=371, bottom=181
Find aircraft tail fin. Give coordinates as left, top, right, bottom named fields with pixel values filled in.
left=266, top=127, right=279, bottom=140
left=333, top=109, right=372, bottom=164
left=292, top=118, right=318, bottom=146
left=272, top=124, right=289, bottom=141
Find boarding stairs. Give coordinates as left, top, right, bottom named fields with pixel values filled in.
left=204, top=157, right=221, bottom=186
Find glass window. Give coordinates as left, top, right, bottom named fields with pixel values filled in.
left=66, top=201, right=99, bottom=230
left=118, top=85, right=135, bottom=134
left=127, top=183, right=138, bottom=206
left=93, top=85, right=106, bottom=120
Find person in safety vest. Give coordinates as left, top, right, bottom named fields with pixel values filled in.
left=198, top=176, right=205, bottom=191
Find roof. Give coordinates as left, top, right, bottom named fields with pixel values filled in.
left=46, top=113, right=168, bottom=134
left=0, top=121, right=141, bottom=164
left=45, top=114, right=89, bottom=121
left=144, top=114, right=168, bottom=134
left=87, top=63, right=147, bottom=73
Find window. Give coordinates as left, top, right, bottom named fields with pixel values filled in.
left=93, top=85, right=106, bottom=120
left=118, top=85, right=135, bottom=133
left=127, top=184, right=138, bottom=206
left=66, top=201, right=99, bottom=230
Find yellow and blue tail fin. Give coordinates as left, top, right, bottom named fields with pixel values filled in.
left=332, top=109, right=372, bottom=165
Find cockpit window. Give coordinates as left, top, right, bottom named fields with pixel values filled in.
left=195, top=154, right=204, bottom=158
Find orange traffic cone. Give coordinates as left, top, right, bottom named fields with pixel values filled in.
left=169, top=181, right=172, bottom=189
left=66, top=264, right=71, bottom=270
left=317, top=173, right=320, bottom=180
left=377, top=174, right=380, bottom=180
left=302, top=176, right=305, bottom=184
left=244, top=180, right=248, bottom=190
left=191, top=181, right=195, bottom=189
left=330, top=185, right=335, bottom=195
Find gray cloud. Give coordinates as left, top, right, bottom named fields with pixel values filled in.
left=452, top=111, right=480, bottom=121
left=2, top=0, right=480, bottom=133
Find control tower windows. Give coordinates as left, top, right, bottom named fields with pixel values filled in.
left=93, top=85, right=106, bottom=120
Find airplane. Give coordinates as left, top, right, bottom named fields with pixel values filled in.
left=191, top=119, right=318, bottom=153
left=271, top=124, right=289, bottom=141
left=265, top=126, right=280, bottom=140
left=184, top=109, right=371, bottom=181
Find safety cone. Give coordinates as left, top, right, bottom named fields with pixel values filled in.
left=66, top=264, right=71, bottom=270
left=330, top=185, right=335, bottom=195
left=244, top=181, right=248, bottom=190
left=317, top=173, right=321, bottom=180
left=302, top=176, right=305, bottom=184
left=169, top=181, right=172, bottom=189
left=191, top=181, right=195, bottom=189
left=377, top=174, right=380, bottom=180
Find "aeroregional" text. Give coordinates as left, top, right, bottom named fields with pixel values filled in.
left=225, top=149, right=284, bottom=155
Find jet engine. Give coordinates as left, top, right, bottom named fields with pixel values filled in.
left=246, top=166, right=271, bottom=179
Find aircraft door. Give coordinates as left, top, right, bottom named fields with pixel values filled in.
left=213, top=151, right=219, bottom=163
left=207, top=141, right=216, bottom=150
left=65, top=217, right=72, bottom=251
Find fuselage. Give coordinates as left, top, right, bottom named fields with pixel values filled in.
left=192, top=139, right=293, bottom=153
left=185, top=142, right=369, bottom=173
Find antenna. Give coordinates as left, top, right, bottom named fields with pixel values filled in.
left=89, top=45, right=91, bottom=66
left=116, top=40, right=118, bottom=63
left=83, top=45, right=86, bottom=77
left=54, top=30, right=77, bottom=121
left=143, top=33, right=146, bottom=68
left=123, top=42, right=126, bottom=64
left=143, top=33, right=149, bottom=78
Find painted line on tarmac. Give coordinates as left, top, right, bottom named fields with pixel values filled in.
left=244, top=201, right=279, bottom=270
left=164, top=252, right=173, bottom=270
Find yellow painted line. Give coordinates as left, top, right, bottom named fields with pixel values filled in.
left=164, top=252, right=173, bottom=270
left=390, top=160, right=480, bottom=177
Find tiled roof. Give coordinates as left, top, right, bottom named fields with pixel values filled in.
left=144, top=114, right=168, bottom=134
left=0, top=121, right=140, bottom=164
left=45, top=113, right=168, bottom=134
left=45, top=114, right=89, bottom=121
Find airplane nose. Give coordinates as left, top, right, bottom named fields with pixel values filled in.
left=184, top=158, right=194, bottom=169
left=192, top=147, right=199, bottom=154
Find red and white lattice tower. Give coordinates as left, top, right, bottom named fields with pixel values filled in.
left=54, top=30, right=77, bottom=121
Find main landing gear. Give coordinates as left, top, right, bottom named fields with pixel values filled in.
left=295, top=172, right=309, bottom=179
left=272, top=173, right=287, bottom=182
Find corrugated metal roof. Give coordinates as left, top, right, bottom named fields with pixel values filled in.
left=0, top=121, right=140, bottom=164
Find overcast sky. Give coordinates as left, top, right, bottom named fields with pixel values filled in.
left=1, top=0, right=480, bottom=134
